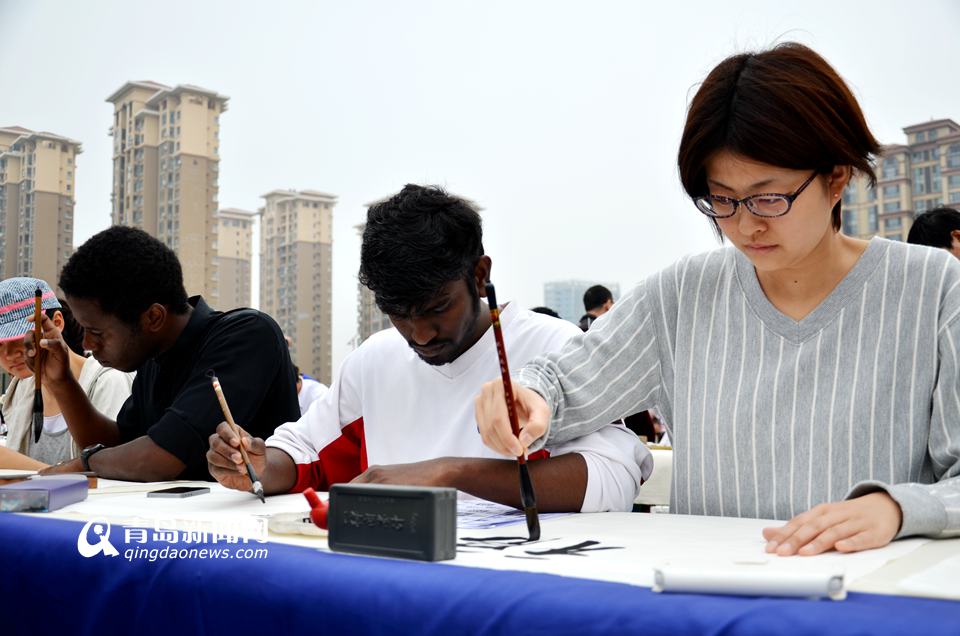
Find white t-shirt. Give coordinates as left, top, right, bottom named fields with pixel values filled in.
left=267, top=302, right=652, bottom=512
left=43, top=413, right=68, bottom=435
left=297, top=378, right=328, bottom=416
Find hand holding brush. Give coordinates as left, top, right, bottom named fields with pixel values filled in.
left=484, top=281, right=541, bottom=541
left=207, top=370, right=265, bottom=503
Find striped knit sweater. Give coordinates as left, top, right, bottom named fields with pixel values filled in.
left=520, top=237, right=960, bottom=538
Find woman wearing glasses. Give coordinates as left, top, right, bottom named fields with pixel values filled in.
left=475, top=42, right=960, bottom=554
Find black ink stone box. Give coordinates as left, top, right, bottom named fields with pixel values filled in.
left=327, top=483, right=457, bottom=562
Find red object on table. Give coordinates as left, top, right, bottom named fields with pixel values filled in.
left=303, top=487, right=329, bottom=529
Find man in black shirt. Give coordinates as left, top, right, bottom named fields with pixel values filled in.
left=31, top=226, right=299, bottom=481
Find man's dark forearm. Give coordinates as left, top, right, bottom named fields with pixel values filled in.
left=86, top=436, right=186, bottom=481
left=450, top=454, right=587, bottom=512
left=261, top=447, right=299, bottom=495
left=49, top=374, right=121, bottom=448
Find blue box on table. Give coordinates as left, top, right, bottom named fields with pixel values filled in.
left=0, top=475, right=89, bottom=512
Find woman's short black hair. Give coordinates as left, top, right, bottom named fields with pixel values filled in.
left=907, top=207, right=960, bottom=249
left=678, top=42, right=881, bottom=237
left=359, top=184, right=484, bottom=316
left=59, top=226, right=189, bottom=326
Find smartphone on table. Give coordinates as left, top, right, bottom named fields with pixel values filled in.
left=147, top=486, right=211, bottom=498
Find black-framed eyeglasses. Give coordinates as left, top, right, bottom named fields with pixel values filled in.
left=694, top=172, right=819, bottom=218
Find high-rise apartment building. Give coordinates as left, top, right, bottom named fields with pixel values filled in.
left=0, top=126, right=80, bottom=284
left=354, top=223, right=392, bottom=344
left=842, top=119, right=960, bottom=241
left=107, top=81, right=228, bottom=304
left=543, top=280, right=621, bottom=324
left=216, top=208, right=257, bottom=310
left=260, top=189, right=335, bottom=384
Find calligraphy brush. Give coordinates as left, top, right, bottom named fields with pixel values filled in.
left=484, top=281, right=540, bottom=541
left=207, top=370, right=265, bottom=503
left=32, top=288, right=43, bottom=443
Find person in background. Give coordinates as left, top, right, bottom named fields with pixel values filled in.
left=294, top=366, right=328, bottom=415
left=530, top=306, right=561, bottom=319
left=906, top=207, right=960, bottom=259
left=650, top=412, right=669, bottom=445
left=577, top=283, right=656, bottom=441
left=578, top=285, right=614, bottom=331
left=0, top=278, right=132, bottom=469
left=477, top=42, right=960, bottom=555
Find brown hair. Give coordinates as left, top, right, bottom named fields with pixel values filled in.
left=677, top=42, right=880, bottom=234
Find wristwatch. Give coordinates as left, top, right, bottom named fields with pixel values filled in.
left=81, top=443, right=106, bottom=472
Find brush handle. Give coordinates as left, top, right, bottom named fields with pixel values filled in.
left=484, top=282, right=525, bottom=463
left=33, top=289, right=42, bottom=382
left=210, top=375, right=261, bottom=487
left=32, top=290, right=44, bottom=443
left=485, top=282, right=540, bottom=539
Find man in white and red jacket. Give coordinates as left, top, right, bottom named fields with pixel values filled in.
left=208, top=185, right=651, bottom=512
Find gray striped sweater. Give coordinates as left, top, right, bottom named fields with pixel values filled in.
left=520, top=238, right=960, bottom=538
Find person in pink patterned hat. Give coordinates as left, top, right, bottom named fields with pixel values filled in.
left=0, top=277, right=133, bottom=469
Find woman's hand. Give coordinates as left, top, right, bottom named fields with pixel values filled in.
left=762, top=492, right=902, bottom=556
left=474, top=380, right=550, bottom=457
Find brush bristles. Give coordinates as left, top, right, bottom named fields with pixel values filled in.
left=32, top=391, right=44, bottom=442
left=524, top=507, right=541, bottom=541
left=517, top=463, right=540, bottom=541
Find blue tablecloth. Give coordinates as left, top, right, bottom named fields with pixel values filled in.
left=1, top=514, right=958, bottom=635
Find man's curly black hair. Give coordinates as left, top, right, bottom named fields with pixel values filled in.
left=359, top=184, right=484, bottom=316
left=59, top=225, right=190, bottom=326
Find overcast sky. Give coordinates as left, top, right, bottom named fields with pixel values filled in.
left=2, top=0, right=959, bottom=369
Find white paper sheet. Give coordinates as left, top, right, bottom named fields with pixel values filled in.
left=445, top=513, right=930, bottom=590
left=0, top=469, right=38, bottom=479
left=897, top=555, right=960, bottom=600
left=456, top=499, right=572, bottom=529
left=48, top=481, right=313, bottom=539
